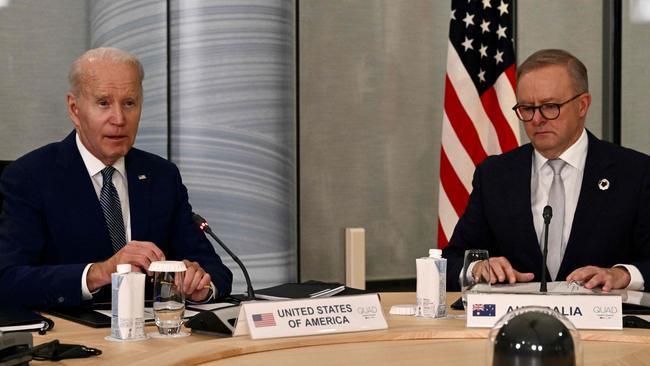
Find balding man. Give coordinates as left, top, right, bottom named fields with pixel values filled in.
left=443, top=49, right=650, bottom=293
left=0, top=48, right=232, bottom=307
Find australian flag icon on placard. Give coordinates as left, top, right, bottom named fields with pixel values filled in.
left=473, top=303, right=496, bottom=317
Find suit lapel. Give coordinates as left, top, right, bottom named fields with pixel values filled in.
left=559, top=132, right=614, bottom=277
left=506, top=144, right=544, bottom=271
left=126, top=150, right=152, bottom=241
left=56, top=132, right=114, bottom=257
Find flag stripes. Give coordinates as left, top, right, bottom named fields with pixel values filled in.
left=437, top=0, right=520, bottom=248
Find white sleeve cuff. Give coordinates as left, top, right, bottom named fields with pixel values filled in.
left=81, top=263, right=95, bottom=300
left=615, top=264, right=644, bottom=291
left=458, top=261, right=478, bottom=287
left=186, top=281, right=217, bottom=304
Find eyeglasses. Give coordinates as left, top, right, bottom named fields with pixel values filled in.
left=511, top=93, right=584, bottom=122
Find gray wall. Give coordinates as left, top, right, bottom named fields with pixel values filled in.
left=299, top=0, right=605, bottom=283
left=0, top=0, right=87, bottom=159
left=622, top=0, right=650, bottom=154
left=299, top=0, right=446, bottom=282
left=168, top=0, right=297, bottom=292
left=517, top=0, right=603, bottom=141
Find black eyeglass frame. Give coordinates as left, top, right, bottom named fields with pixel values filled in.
left=511, top=92, right=585, bottom=122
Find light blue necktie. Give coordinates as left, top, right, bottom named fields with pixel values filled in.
left=100, top=166, right=126, bottom=252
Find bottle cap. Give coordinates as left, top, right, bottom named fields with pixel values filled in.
left=116, top=264, right=131, bottom=274
left=148, top=260, right=187, bottom=272
left=389, top=304, right=416, bottom=316
left=429, top=249, right=442, bottom=258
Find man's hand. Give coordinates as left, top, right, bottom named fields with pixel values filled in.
left=86, top=241, right=165, bottom=291
left=566, top=266, right=631, bottom=292
left=473, top=256, right=535, bottom=284
left=182, top=260, right=213, bottom=302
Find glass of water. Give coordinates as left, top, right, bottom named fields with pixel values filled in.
left=461, top=249, right=491, bottom=309
left=149, top=261, right=188, bottom=337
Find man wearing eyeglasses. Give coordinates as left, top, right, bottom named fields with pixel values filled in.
left=443, top=49, right=650, bottom=293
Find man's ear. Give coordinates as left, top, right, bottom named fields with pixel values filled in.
left=578, top=92, right=592, bottom=118
left=67, top=93, right=81, bottom=129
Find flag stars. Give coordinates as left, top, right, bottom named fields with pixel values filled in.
left=496, top=24, right=508, bottom=39
left=478, top=69, right=486, bottom=82
left=480, top=19, right=490, bottom=33
left=461, top=36, right=474, bottom=51
left=498, top=0, right=509, bottom=15
left=479, top=44, right=488, bottom=58
left=494, top=49, right=504, bottom=64
left=463, top=12, right=475, bottom=28
left=482, top=0, right=492, bottom=9
left=451, top=9, right=456, bottom=20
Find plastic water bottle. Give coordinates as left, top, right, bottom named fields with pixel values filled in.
left=415, top=249, right=447, bottom=318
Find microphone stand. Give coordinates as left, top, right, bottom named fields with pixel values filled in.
left=540, top=205, right=553, bottom=293
left=193, top=213, right=256, bottom=301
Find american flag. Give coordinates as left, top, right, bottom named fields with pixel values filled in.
left=252, top=312, right=277, bottom=328
left=437, top=0, right=520, bottom=248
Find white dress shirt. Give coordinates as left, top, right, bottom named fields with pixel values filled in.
left=530, top=129, right=643, bottom=289
left=76, top=134, right=131, bottom=299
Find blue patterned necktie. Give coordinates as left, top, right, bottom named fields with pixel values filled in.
left=100, top=166, right=126, bottom=252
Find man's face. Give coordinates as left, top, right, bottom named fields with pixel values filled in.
left=67, top=60, right=142, bottom=166
left=517, top=65, right=591, bottom=159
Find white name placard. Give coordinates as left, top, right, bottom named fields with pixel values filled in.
left=235, top=294, right=387, bottom=339
left=467, top=292, right=622, bottom=330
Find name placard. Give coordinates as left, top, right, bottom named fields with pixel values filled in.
left=467, top=292, right=622, bottom=330
left=234, top=294, right=387, bottom=339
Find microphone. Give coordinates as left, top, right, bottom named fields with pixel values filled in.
left=192, top=213, right=255, bottom=301
left=540, top=205, right=553, bottom=293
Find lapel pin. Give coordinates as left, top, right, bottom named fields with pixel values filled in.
left=138, top=174, right=147, bottom=180
left=598, top=178, right=609, bottom=191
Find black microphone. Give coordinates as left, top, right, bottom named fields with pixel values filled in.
left=540, top=205, right=553, bottom=293
left=192, top=213, right=255, bottom=301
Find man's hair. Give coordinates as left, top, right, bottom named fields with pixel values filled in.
left=68, top=47, right=145, bottom=96
left=516, top=49, right=588, bottom=94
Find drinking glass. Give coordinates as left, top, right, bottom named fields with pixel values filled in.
left=461, top=249, right=491, bottom=309
left=149, top=261, right=188, bottom=337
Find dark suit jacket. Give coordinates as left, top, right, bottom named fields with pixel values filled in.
left=0, top=132, right=232, bottom=307
left=442, top=131, right=650, bottom=291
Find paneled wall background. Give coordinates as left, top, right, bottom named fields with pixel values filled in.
left=2, top=0, right=648, bottom=289
left=0, top=0, right=296, bottom=293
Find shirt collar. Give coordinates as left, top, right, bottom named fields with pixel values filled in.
left=533, top=128, right=588, bottom=173
left=75, top=132, right=126, bottom=178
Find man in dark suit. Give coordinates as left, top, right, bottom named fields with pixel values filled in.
left=0, top=48, right=232, bottom=307
left=443, top=49, right=650, bottom=292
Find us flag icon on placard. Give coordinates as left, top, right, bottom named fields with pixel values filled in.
left=473, top=304, right=496, bottom=317
left=252, top=313, right=277, bottom=328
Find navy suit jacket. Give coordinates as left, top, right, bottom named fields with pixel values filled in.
left=0, top=132, right=232, bottom=307
left=442, top=131, right=650, bottom=291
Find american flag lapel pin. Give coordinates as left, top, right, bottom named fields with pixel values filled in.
left=138, top=174, right=147, bottom=180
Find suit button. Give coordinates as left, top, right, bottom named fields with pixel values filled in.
left=57, top=297, right=65, bottom=303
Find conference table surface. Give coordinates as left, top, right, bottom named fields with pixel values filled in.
left=32, top=292, right=650, bottom=365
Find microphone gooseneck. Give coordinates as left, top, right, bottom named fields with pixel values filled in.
left=192, top=213, right=256, bottom=301
left=540, top=205, right=553, bottom=293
